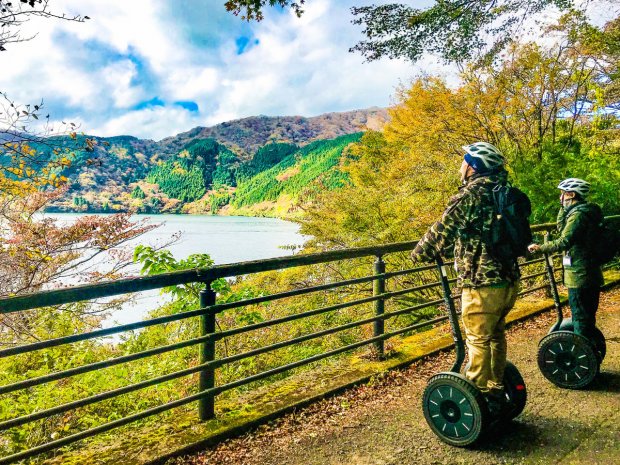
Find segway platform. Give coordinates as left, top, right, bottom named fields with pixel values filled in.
left=536, top=251, right=606, bottom=389
left=421, top=257, right=527, bottom=447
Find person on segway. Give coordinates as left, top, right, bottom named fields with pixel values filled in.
left=528, top=178, right=604, bottom=347
left=411, top=142, right=522, bottom=414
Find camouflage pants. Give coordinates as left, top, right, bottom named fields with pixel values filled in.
left=461, top=284, right=519, bottom=393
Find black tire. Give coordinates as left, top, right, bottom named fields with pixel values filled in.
left=537, top=331, right=599, bottom=389
left=502, top=361, right=527, bottom=420
left=592, top=327, right=606, bottom=362
left=422, top=372, right=488, bottom=447
left=554, top=319, right=606, bottom=362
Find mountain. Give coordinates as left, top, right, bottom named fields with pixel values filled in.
left=42, top=108, right=387, bottom=216
left=158, top=107, right=388, bottom=156
left=222, top=133, right=362, bottom=217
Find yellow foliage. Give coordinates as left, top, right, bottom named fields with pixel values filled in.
left=0, top=141, right=72, bottom=196
left=301, top=24, right=620, bottom=249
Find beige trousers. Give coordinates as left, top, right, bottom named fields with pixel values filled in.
left=461, top=284, right=519, bottom=393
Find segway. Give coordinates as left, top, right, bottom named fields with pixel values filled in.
left=537, top=251, right=606, bottom=389
left=422, top=256, right=527, bottom=446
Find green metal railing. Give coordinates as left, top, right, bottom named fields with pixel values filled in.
left=0, top=216, right=618, bottom=464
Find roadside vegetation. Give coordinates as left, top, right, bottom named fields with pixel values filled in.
left=0, top=4, right=618, bottom=462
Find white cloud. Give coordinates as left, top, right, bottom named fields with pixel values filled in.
left=91, top=106, right=200, bottom=140
left=56, top=0, right=183, bottom=72
left=0, top=0, right=471, bottom=140
left=163, top=67, right=219, bottom=102
left=203, top=0, right=434, bottom=124
left=101, top=60, right=144, bottom=109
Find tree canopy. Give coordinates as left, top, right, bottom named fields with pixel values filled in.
left=300, top=15, right=620, bottom=251
left=224, top=0, right=304, bottom=21
left=223, top=0, right=620, bottom=64
left=0, top=0, right=88, bottom=51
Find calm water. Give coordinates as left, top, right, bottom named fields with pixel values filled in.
left=47, top=213, right=307, bottom=325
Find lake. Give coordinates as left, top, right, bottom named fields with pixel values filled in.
left=48, top=213, right=307, bottom=325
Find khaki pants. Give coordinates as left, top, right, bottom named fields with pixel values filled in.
left=461, top=284, right=519, bottom=393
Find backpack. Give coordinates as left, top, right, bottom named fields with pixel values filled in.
left=487, top=183, right=533, bottom=262
left=592, top=218, right=620, bottom=265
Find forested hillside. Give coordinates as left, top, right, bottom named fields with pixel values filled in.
left=42, top=109, right=384, bottom=215
left=224, top=133, right=361, bottom=217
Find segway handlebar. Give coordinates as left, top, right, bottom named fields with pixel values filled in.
left=434, top=255, right=465, bottom=373
left=542, top=232, right=563, bottom=332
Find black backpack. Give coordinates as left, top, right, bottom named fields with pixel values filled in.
left=593, top=218, right=620, bottom=265
left=487, top=183, right=533, bottom=262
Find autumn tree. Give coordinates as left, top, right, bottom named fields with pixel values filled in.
left=300, top=14, right=620, bottom=253
left=0, top=0, right=88, bottom=51
left=1, top=0, right=92, bottom=190
left=223, top=0, right=620, bottom=63
left=0, top=1, right=166, bottom=345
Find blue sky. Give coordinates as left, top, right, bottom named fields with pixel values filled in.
left=1, top=0, right=612, bottom=141
left=0, top=0, right=450, bottom=140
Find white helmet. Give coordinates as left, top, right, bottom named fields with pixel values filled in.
left=558, top=178, right=590, bottom=197
left=462, top=142, right=505, bottom=172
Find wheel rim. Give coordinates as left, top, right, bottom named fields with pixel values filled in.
left=540, top=337, right=596, bottom=386
left=426, top=385, right=475, bottom=439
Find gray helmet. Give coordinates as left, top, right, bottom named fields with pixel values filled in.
left=462, top=142, right=505, bottom=172
left=558, top=178, right=590, bottom=197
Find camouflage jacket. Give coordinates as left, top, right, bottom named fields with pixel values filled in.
left=539, top=202, right=604, bottom=289
left=411, top=172, right=520, bottom=288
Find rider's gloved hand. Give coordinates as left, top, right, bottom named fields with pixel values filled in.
left=527, top=243, right=541, bottom=254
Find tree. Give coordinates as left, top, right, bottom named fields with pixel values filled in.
left=224, top=0, right=304, bottom=21
left=1, top=1, right=94, bottom=192
left=0, top=1, right=170, bottom=345
left=349, top=0, right=586, bottom=63
left=0, top=0, right=89, bottom=51
left=300, top=15, right=620, bottom=253
left=0, top=92, right=102, bottom=196
left=224, top=0, right=620, bottom=64
left=0, top=189, right=161, bottom=343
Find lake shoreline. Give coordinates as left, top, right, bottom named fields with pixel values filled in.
left=43, top=205, right=303, bottom=221
left=46, top=213, right=308, bottom=324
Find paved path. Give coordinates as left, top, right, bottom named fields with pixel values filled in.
left=173, top=288, right=620, bottom=465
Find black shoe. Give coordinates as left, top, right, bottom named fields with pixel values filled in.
left=484, top=390, right=507, bottom=417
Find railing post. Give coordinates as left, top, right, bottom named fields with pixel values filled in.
left=199, top=282, right=216, bottom=421
left=373, top=255, right=386, bottom=358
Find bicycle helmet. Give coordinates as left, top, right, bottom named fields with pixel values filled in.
left=557, top=178, right=590, bottom=197
left=462, top=142, right=505, bottom=173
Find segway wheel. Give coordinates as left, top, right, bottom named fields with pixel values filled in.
left=502, top=361, right=527, bottom=420
left=538, top=331, right=599, bottom=389
left=556, top=319, right=606, bottom=362
left=592, top=327, right=606, bottom=362
left=422, top=372, right=488, bottom=446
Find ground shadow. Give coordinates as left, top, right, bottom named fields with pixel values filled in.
left=469, top=417, right=594, bottom=461
left=588, top=370, right=620, bottom=393
left=477, top=421, right=543, bottom=453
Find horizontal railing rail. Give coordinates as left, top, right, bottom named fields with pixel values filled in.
left=0, top=216, right=618, bottom=464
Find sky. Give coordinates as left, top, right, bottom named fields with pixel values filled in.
left=2, top=0, right=615, bottom=142
left=0, top=0, right=450, bottom=141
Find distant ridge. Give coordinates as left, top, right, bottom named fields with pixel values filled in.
left=159, top=107, right=388, bottom=157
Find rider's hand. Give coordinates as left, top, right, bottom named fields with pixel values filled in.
left=528, top=243, right=541, bottom=254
